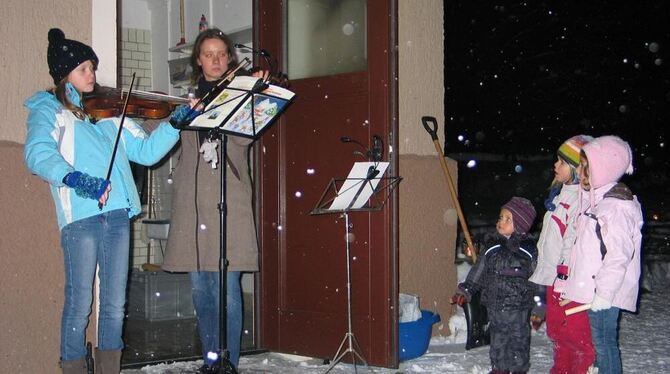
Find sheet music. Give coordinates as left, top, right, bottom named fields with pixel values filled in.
left=328, top=162, right=390, bottom=210
left=188, top=75, right=295, bottom=136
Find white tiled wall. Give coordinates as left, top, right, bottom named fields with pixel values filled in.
left=118, top=27, right=178, bottom=269
left=120, top=28, right=153, bottom=91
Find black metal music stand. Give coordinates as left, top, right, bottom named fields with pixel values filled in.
left=311, top=162, right=401, bottom=374
left=178, top=76, right=294, bottom=373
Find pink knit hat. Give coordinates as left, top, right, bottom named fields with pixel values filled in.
left=582, top=135, right=634, bottom=189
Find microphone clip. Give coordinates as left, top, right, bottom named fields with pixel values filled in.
left=234, top=43, right=270, bottom=57
left=340, top=134, right=384, bottom=162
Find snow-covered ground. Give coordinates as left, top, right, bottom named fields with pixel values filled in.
left=123, top=284, right=670, bottom=373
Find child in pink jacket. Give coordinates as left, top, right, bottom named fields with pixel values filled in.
left=530, top=135, right=595, bottom=374
left=564, top=135, right=643, bottom=374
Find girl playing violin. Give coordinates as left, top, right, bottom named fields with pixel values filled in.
left=162, top=28, right=267, bottom=373
left=24, top=28, right=190, bottom=374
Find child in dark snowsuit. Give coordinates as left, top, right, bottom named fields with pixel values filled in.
left=452, top=197, right=538, bottom=374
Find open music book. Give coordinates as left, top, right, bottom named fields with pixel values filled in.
left=188, top=75, right=295, bottom=138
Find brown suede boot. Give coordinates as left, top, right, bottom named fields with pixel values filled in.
left=95, top=348, right=122, bottom=374
left=61, top=358, right=87, bottom=374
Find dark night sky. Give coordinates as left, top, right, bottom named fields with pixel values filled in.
left=444, top=1, right=669, bottom=220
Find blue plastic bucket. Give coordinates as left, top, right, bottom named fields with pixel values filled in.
left=399, top=309, right=441, bottom=361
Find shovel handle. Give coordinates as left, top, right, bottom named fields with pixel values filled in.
left=420, top=115, right=477, bottom=262
left=565, top=303, right=592, bottom=316
left=422, top=116, right=439, bottom=141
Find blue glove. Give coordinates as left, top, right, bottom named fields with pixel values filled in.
left=63, top=171, right=110, bottom=201
left=169, top=104, right=201, bottom=127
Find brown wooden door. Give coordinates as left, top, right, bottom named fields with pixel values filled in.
left=255, top=0, right=398, bottom=368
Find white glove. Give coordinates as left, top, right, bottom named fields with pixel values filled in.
left=199, top=139, right=218, bottom=169
left=590, top=294, right=612, bottom=312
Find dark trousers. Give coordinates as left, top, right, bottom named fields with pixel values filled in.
left=488, top=308, right=531, bottom=372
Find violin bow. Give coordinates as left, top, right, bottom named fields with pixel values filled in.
left=172, top=58, right=253, bottom=128
left=98, top=73, right=137, bottom=210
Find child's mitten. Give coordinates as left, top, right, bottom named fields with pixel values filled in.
left=451, top=293, right=467, bottom=306
left=63, top=171, right=110, bottom=201
left=169, top=104, right=201, bottom=127
left=450, top=286, right=470, bottom=306
left=553, top=264, right=569, bottom=293
left=590, top=294, right=612, bottom=312
left=199, top=139, right=219, bottom=168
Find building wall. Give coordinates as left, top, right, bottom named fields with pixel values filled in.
left=398, top=0, right=445, bottom=156
left=0, top=0, right=92, bottom=144
left=0, top=2, right=104, bottom=372
left=0, top=141, right=65, bottom=373
left=398, top=1, right=457, bottom=336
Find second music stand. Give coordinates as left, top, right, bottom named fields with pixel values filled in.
left=311, top=162, right=401, bottom=373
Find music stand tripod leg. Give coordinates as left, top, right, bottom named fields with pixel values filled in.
left=350, top=333, right=368, bottom=366
left=323, top=212, right=372, bottom=374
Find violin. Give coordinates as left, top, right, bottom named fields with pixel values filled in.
left=83, top=85, right=188, bottom=121
left=83, top=56, right=289, bottom=122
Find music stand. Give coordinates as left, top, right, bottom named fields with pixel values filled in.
left=311, top=162, right=401, bottom=374
left=178, top=76, right=294, bottom=373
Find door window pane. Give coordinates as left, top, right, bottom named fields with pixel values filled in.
left=287, top=0, right=367, bottom=79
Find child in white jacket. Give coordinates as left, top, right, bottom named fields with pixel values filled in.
left=530, top=135, right=595, bottom=373
left=564, top=135, right=643, bottom=374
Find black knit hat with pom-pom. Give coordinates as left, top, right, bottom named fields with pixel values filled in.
left=47, top=28, right=98, bottom=85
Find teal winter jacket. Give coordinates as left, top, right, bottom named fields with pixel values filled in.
left=24, top=85, right=180, bottom=230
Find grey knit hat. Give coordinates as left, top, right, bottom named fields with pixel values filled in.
left=502, top=196, right=537, bottom=234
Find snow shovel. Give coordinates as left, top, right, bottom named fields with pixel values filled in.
left=422, top=116, right=489, bottom=350
left=421, top=116, right=476, bottom=262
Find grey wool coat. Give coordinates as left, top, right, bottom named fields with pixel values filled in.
left=162, top=131, right=259, bottom=273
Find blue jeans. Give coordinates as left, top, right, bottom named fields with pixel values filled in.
left=190, top=271, right=242, bottom=368
left=589, top=307, right=622, bottom=374
left=59, top=209, right=130, bottom=361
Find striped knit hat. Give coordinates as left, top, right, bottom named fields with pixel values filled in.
left=502, top=197, right=537, bottom=235
left=557, top=135, right=593, bottom=167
